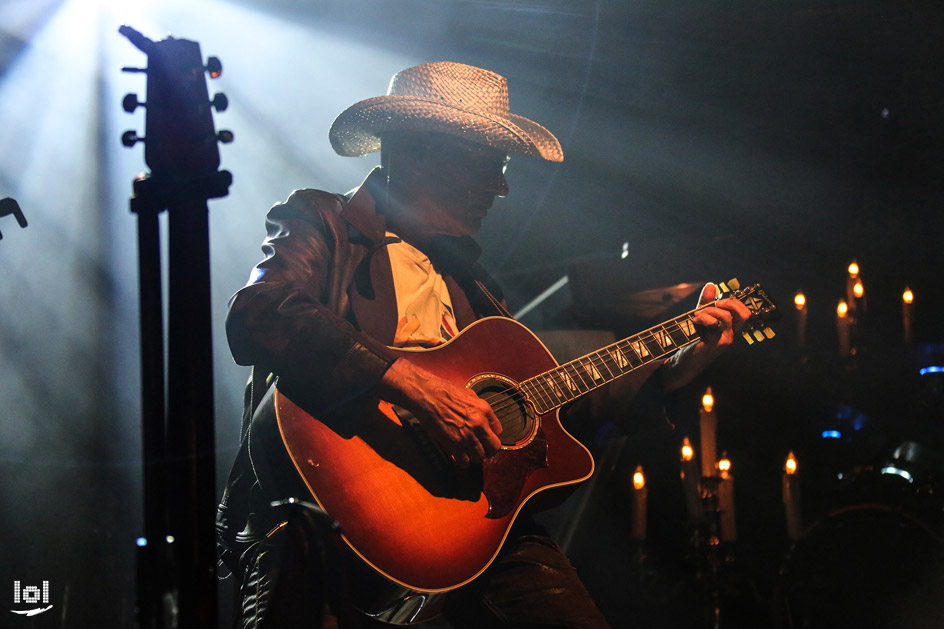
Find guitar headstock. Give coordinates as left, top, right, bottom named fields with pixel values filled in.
left=119, top=25, right=232, bottom=201
left=717, top=278, right=780, bottom=345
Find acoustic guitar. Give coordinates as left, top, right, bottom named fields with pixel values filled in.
left=262, top=279, right=777, bottom=609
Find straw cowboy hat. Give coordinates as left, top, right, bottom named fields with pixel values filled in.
left=329, top=61, right=563, bottom=163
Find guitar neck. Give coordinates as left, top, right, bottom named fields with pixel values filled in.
left=519, top=308, right=705, bottom=414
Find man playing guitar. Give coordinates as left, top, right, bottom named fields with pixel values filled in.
left=217, top=61, right=750, bottom=628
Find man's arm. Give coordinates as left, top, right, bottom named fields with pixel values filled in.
left=226, top=190, right=400, bottom=410
left=562, top=283, right=751, bottom=428
left=228, top=189, right=505, bottom=467
left=375, top=282, right=747, bottom=467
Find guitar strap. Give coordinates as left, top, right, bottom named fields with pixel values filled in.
left=473, top=277, right=513, bottom=319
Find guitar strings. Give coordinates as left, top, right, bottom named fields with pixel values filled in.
left=478, top=293, right=763, bottom=419
left=479, top=316, right=694, bottom=413
left=478, top=313, right=702, bottom=418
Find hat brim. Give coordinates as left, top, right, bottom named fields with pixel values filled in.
left=329, top=95, right=563, bottom=163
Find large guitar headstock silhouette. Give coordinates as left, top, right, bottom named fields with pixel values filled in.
left=119, top=24, right=232, bottom=204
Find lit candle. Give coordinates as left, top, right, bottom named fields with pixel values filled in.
left=794, top=292, right=808, bottom=353
left=853, top=279, right=864, bottom=300
left=846, top=261, right=859, bottom=317
left=837, top=300, right=851, bottom=358
left=631, top=465, right=647, bottom=541
left=903, top=288, right=914, bottom=344
left=782, top=452, right=802, bottom=541
left=699, top=388, right=718, bottom=478
left=680, top=437, right=702, bottom=522
left=852, top=270, right=866, bottom=319
left=717, top=455, right=736, bottom=542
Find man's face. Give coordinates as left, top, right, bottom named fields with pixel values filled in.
left=410, top=134, right=510, bottom=237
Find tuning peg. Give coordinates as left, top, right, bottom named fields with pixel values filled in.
left=727, top=278, right=740, bottom=290
left=121, top=130, right=143, bottom=147
left=217, top=130, right=234, bottom=144
left=763, top=327, right=775, bottom=339
left=206, top=56, right=223, bottom=79
left=742, top=331, right=755, bottom=345
left=211, top=92, right=228, bottom=112
left=122, top=93, right=144, bottom=113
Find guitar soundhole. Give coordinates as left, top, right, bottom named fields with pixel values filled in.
left=470, top=376, right=536, bottom=447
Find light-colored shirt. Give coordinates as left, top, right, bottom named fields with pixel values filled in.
left=386, top=232, right=458, bottom=348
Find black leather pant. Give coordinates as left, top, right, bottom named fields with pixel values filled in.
left=237, top=516, right=610, bottom=629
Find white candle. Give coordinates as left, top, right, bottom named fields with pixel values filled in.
left=837, top=300, right=851, bottom=359
left=846, top=261, right=859, bottom=316
left=782, top=452, right=802, bottom=541
left=631, top=466, right=647, bottom=541
left=903, top=288, right=914, bottom=344
left=794, top=293, right=808, bottom=355
left=699, top=388, right=718, bottom=479
left=717, top=456, right=736, bottom=542
left=680, top=437, right=702, bottom=523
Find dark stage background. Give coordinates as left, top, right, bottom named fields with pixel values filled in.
left=1, top=0, right=942, bottom=627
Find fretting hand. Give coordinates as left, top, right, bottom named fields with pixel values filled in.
left=662, top=283, right=752, bottom=391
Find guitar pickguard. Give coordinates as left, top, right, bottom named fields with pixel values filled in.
left=482, top=428, right=548, bottom=519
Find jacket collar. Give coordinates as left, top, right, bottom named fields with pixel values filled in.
left=338, top=167, right=389, bottom=243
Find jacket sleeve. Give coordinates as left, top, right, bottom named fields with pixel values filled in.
left=225, top=189, right=399, bottom=411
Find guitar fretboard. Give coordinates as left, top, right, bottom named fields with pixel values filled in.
left=519, top=312, right=702, bottom=414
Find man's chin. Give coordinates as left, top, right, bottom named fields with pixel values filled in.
left=465, top=215, right=485, bottom=234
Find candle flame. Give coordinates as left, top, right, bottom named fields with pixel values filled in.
left=718, top=457, right=731, bottom=478
left=837, top=300, right=849, bottom=318
left=633, top=466, right=645, bottom=490
left=785, top=452, right=798, bottom=475
left=848, top=261, right=859, bottom=277
left=903, top=288, right=914, bottom=304
left=681, top=437, right=694, bottom=461
left=794, top=293, right=806, bottom=310
left=853, top=280, right=864, bottom=298
left=702, top=387, right=714, bottom=413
